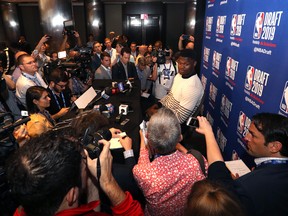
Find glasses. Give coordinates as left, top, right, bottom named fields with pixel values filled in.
left=56, top=83, right=66, bottom=88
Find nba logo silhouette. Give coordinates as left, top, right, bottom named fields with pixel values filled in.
left=245, top=66, right=254, bottom=90
left=230, top=14, right=237, bottom=36
left=253, top=12, right=264, bottom=39
left=280, top=81, right=288, bottom=114
left=237, top=111, right=246, bottom=134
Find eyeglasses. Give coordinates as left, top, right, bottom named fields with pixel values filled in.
left=56, top=83, right=66, bottom=88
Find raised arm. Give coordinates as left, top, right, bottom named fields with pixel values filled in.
left=195, top=116, right=224, bottom=165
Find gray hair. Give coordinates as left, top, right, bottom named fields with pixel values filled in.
left=147, top=107, right=181, bottom=155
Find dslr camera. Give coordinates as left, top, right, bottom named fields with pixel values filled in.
left=151, top=49, right=166, bottom=64
left=152, top=48, right=170, bottom=64
left=82, top=128, right=112, bottom=159
left=63, top=20, right=75, bottom=36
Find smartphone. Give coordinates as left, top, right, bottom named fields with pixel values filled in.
left=186, top=116, right=199, bottom=128
left=58, top=51, right=67, bottom=59
left=182, top=35, right=190, bottom=40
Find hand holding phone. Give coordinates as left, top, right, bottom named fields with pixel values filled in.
left=186, top=116, right=199, bottom=128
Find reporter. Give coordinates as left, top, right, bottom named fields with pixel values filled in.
left=26, top=86, right=55, bottom=138
left=6, top=127, right=144, bottom=216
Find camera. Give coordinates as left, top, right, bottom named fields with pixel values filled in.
left=82, top=128, right=112, bottom=159
left=63, top=20, right=75, bottom=36
left=182, top=35, right=190, bottom=40
left=151, top=49, right=166, bottom=64
left=186, top=116, right=199, bottom=128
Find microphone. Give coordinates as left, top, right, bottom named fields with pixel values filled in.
left=101, top=87, right=112, bottom=99
left=115, top=108, right=125, bottom=123
left=0, top=117, right=31, bottom=135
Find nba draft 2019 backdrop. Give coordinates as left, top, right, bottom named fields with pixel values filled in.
left=200, top=0, right=288, bottom=167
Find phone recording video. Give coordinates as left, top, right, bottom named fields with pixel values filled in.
left=186, top=116, right=199, bottom=128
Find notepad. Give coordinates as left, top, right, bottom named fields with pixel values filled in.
left=225, top=159, right=251, bottom=177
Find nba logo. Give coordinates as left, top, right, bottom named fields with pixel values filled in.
left=280, top=81, right=288, bottom=114
left=253, top=12, right=265, bottom=39
left=245, top=66, right=254, bottom=90
left=237, top=111, right=246, bottom=134
left=230, top=14, right=237, bottom=36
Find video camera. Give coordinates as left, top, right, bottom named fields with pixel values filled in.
left=82, top=128, right=112, bottom=159
left=151, top=48, right=170, bottom=64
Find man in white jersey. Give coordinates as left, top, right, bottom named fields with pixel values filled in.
left=147, top=49, right=204, bottom=124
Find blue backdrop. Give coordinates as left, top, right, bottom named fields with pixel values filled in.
left=200, top=0, right=288, bottom=167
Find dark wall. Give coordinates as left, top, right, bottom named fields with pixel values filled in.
left=3, top=1, right=204, bottom=55
left=18, top=4, right=42, bottom=48
left=104, top=4, right=123, bottom=37
left=166, top=3, right=186, bottom=51
left=73, top=5, right=86, bottom=45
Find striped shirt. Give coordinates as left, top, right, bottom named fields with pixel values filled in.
left=160, top=73, right=204, bottom=124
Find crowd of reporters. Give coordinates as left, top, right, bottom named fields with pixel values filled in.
left=0, top=29, right=287, bottom=216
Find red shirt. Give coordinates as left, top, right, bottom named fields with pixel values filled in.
left=13, top=192, right=143, bottom=216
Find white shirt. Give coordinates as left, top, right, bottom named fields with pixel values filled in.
left=16, top=72, right=47, bottom=107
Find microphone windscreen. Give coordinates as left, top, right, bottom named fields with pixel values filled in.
left=99, top=104, right=108, bottom=113
left=104, top=87, right=112, bottom=95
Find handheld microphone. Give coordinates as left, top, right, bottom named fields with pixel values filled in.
left=0, top=117, right=31, bottom=135
left=115, top=108, right=125, bottom=123
left=101, top=87, right=111, bottom=99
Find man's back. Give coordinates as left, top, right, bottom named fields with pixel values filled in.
left=133, top=148, right=206, bottom=216
left=235, top=162, right=288, bottom=216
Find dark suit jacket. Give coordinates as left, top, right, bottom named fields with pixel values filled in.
left=208, top=161, right=288, bottom=216
left=91, top=53, right=101, bottom=73
left=111, top=61, right=138, bottom=80
left=46, top=87, right=72, bottom=115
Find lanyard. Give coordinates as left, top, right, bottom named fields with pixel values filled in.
left=40, top=110, right=56, bottom=126
left=21, top=72, right=42, bottom=86
left=51, top=88, right=66, bottom=110
left=258, top=159, right=288, bottom=167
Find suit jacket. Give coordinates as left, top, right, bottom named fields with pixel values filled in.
left=46, top=87, right=72, bottom=115
left=208, top=161, right=288, bottom=216
left=112, top=61, right=138, bottom=80
left=91, top=53, right=101, bottom=73
left=94, top=65, right=112, bottom=79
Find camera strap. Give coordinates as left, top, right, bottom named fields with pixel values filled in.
left=97, top=157, right=101, bottom=180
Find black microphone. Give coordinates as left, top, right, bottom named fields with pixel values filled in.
left=99, top=104, right=108, bottom=113
left=101, top=87, right=112, bottom=99
left=115, top=109, right=125, bottom=123
left=0, top=117, right=31, bottom=135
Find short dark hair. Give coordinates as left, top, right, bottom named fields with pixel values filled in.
left=26, top=86, right=48, bottom=114
left=116, top=40, right=127, bottom=48
left=49, top=67, right=69, bottom=84
left=121, top=47, right=131, bottom=56
left=185, top=179, right=245, bottom=216
left=18, top=54, right=31, bottom=65
left=100, top=51, right=111, bottom=60
left=6, top=129, right=82, bottom=216
left=252, top=113, right=288, bottom=156
left=179, top=49, right=197, bottom=60
left=70, top=111, right=110, bottom=139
